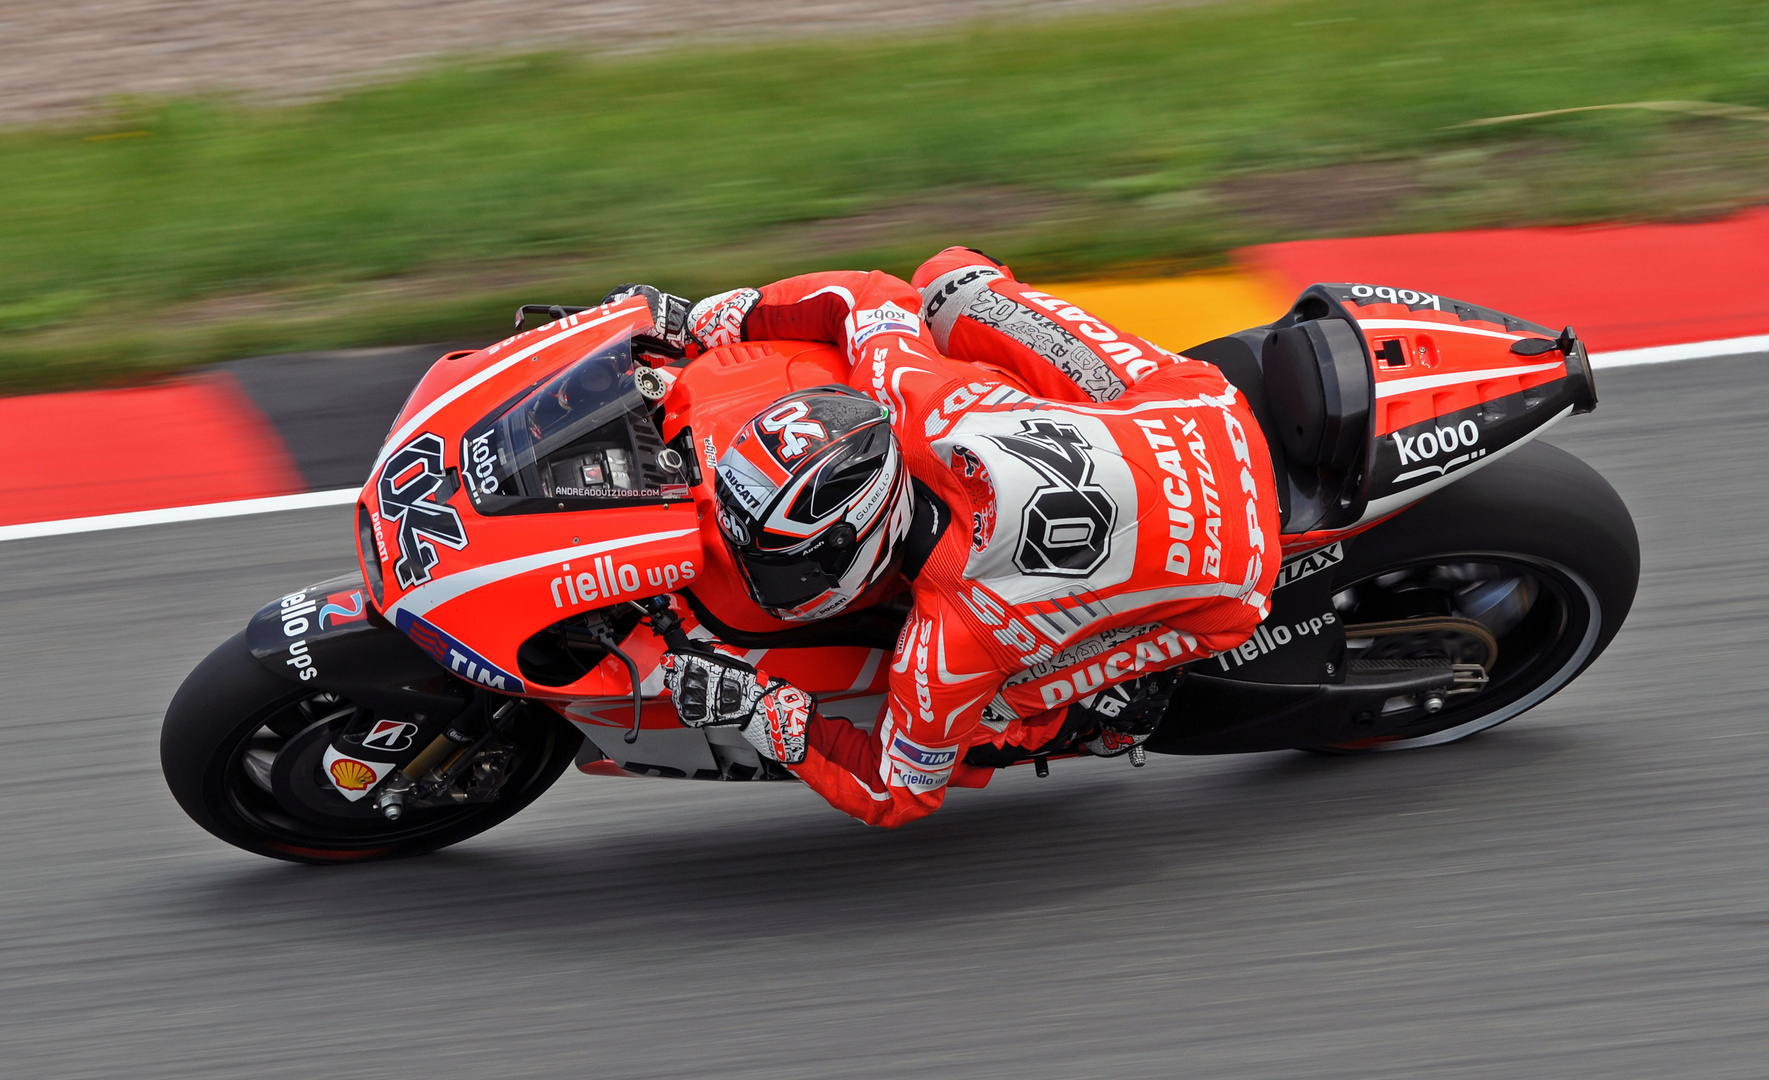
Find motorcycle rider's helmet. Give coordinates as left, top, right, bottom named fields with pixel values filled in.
left=712, top=385, right=913, bottom=622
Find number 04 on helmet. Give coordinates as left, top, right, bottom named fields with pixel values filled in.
left=711, top=386, right=913, bottom=622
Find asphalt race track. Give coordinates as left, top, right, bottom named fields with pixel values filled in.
left=3, top=356, right=1766, bottom=1079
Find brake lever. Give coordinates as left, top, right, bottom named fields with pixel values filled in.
left=633, top=596, right=707, bottom=656
left=589, top=628, right=644, bottom=745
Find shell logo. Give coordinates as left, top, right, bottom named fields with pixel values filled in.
left=329, top=757, right=378, bottom=791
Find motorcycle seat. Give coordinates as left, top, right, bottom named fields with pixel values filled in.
left=1180, top=287, right=1373, bottom=533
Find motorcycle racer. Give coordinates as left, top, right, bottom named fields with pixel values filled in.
left=649, top=250, right=1281, bottom=827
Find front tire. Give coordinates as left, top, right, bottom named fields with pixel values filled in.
left=1312, top=439, right=1638, bottom=751
left=161, top=632, right=582, bottom=864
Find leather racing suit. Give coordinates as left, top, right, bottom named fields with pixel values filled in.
left=697, top=249, right=1280, bottom=826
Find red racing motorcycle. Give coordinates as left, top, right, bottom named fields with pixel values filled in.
left=161, top=283, right=1635, bottom=862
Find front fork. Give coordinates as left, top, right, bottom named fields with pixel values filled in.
left=320, top=693, right=528, bottom=817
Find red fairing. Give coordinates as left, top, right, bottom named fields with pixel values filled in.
left=358, top=299, right=716, bottom=703
left=723, top=264, right=1282, bottom=826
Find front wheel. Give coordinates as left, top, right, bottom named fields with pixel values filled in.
left=1312, top=439, right=1638, bottom=751
left=161, top=632, right=582, bottom=864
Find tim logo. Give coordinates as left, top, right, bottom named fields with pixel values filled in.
left=891, top=736, right=957, bottom=770
left=990, top=418, right=1117, bottom=577
left=377, top=433, right=468, bottom=589
left=396, top=610, right=527, bottom=693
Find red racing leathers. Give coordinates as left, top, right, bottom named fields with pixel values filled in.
left=717, top=251, right=1280, bottom=826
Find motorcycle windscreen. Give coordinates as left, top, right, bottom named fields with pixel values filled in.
left=460, top=334, right=683, bottom=514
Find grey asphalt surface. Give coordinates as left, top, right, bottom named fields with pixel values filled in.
left=2, top=355, right=1766, bottom=1079
left=226, top=344, right=482, bottom=489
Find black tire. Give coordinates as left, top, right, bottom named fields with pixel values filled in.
left=1310, top=439, right=1638, bottom=751
left=161, top=631, right=582, bottom=864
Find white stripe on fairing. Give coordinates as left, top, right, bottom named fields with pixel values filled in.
left=5, top=334, right=1765, bottom=543
left=1357, top=319, right=1524, bottom=342
left=0, top=487, right=360, bottom=542
left=849, top=648, right=886, bottom=693
left=1374, top=360, right=1566, bottom=399
left=370, top=307, right=633, bottom=477
left=1364, top=325, right=1769, bottom=372
left=1590, top=333, right=1769, bottom=368
left=384, top=528, right=699, bottom=620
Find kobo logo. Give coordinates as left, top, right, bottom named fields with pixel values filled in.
left=1393, top=420, right=1486, bottom=482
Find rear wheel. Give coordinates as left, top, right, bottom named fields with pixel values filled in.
left=1311, top=440, right=1637, bottom=751
left=162, top=632, right=581, bottom=864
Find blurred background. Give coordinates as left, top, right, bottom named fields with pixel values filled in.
left=3, top=2, right=1769, bottom=1078
left=3, top=0, right=1768, bottom=390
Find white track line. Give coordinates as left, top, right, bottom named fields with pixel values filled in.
left=0, top=488, right=359, bottom=542
left=1, top=332, right=1764, bottom=543
left=1588, top=333, right=1769, bottom=369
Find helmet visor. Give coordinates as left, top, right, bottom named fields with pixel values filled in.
left=735, top=550, right=841, bottom=611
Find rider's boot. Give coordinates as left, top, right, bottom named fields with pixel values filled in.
left=1068, top=672, right=1178, bottom=759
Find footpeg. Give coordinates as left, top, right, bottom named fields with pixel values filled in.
left=1128, top=746, right=1147, bottom=768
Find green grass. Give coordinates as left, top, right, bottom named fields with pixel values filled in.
left=4, top=0, right=1769, bottom=390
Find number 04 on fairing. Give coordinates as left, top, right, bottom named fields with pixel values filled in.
left=160, top=282, right=1636, bottom=863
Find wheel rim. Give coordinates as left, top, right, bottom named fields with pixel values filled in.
left=213, top=690, right=559, bottom=857
left=1323, top=555, right=1602, bottom=751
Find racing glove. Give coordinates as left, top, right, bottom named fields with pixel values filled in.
left=686, top=288, right=760, bottom=351
left=659, top=651, right=810, bottom=764
left=601, top=283, right=695, bottom=357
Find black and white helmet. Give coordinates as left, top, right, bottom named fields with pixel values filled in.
left=712, top=386, right=912, bottom=622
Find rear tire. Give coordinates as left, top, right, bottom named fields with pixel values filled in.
left=162, top=631, right=581, bottom=864
left=1310, top=439, right=1637, bottom=751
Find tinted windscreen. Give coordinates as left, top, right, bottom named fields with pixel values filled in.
left=462, top=336, right=682, bottom=514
